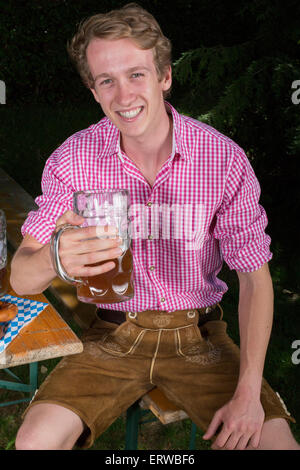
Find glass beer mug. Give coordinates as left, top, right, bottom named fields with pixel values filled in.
left=51, top=190, right=134, bottom=304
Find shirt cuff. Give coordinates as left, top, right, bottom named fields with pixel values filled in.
left=21, top=212, right=56, bottom=245
left=224, top=244, right=273, bottom=272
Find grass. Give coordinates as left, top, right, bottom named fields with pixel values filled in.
left=0, top=104, right=299, bottom=449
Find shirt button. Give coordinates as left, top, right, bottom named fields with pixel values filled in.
left=148, top=234, right=154, bottom=240
left=161, top=297, right=165, bottom=303
left=149, top=266, right=155, bottom=271
left=147, top=202, right=152, bottom=207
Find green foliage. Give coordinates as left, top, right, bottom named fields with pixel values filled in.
left=173, top=0, right=300, bottom=290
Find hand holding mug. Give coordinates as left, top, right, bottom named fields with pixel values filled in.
left=50, top=190, right=134, bottom=304
left=54, top=210, right=123, bottom=279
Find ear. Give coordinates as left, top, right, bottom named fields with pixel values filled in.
left=90, top=87, right=100, bottom=104
left=162, top=65, right=172, bottom=93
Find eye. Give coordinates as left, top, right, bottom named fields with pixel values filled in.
left=100, top=78, right=113, bottom=86
left=131, top=72, right=144, bottom=79
left=94, top=78, right=113, bottom=88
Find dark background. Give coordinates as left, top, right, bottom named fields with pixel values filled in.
left=0, top=0, right=299, bottom=444
left=1, top=0, right=300, bottom=290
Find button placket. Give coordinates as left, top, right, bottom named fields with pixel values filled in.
left=144, top=196, right=165, bottom=308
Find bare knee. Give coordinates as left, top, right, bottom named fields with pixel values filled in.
left=15, top=421, right=73, bottom=451
left=15, top=424, right=54, bottom=450
left=251, top=418, right=300, bottom=450
left=15, top=403, right=85, bottom=450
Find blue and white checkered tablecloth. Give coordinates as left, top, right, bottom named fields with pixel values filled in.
left=0, top=294, right=48, bottom=354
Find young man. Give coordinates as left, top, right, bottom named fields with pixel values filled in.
left=12, top=3, right=299, bottom=450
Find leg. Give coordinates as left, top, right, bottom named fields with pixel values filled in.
left=16, top=317, right=153, bottom=449
left=211, top=418, right=300, bottom=450
left=154, top=320, right=298, bottom=450
left=248, top=418, right=300, bottom=450
left=15, top=403, right=85, bottom=450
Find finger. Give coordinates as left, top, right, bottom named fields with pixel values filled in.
left=79, top=245, right=123, bottom=267
left=222, top=432, right=243, bottom=450
left=211, top=427, right=232, bottom=449
left=62, top=246, right=123, bottom=278
left=60, top=224, right=118, bottom=244
left=76, top=260, right=117, bottom=278
left=95, top=224, right=119, bottom=239
left=76, top=224, right=118, bottom=240
left=248, top=429, right=262, bottom=449
left=56, top=210, right=84, bottom=227
left=235, top=433, right=252, bottom=450
left=71, top=259, right=117, bottom=278
left=66, top=237, right=123, bottom=256
left=203, top=413, right=222, bottom=440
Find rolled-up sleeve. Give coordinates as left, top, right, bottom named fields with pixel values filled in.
left=213, top=148, right=272, bottom=272
left=21, top=142, right=74, bottom=245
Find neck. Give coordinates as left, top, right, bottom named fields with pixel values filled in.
left=121, top=112, right=173, bottom=173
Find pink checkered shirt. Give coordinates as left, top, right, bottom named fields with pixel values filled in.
left=22, top=102, right=272, bottom=312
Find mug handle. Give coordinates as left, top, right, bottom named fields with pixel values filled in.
left=50, top=224, right=83, bottom=285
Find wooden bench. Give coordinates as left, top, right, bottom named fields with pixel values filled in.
left=1, top=266, right=83, bottom=369
left=0, top=245, right=83, bottom=408
left=140, top=387, right=189, bottom=424
left=0, top=259, right=83, bottom=407
left=0, top=167, right=198, bottom=447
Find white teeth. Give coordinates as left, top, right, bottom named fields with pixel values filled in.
left=119, top=107, right=142, bottom=119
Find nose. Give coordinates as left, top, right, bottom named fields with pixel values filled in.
left=115, top=79, right=135, bottom=107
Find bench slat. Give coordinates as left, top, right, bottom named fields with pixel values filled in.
left=140, top=388, right=189, bottom=425
left=0, top=257, right=83, bottom=368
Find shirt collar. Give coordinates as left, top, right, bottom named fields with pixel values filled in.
left=165, top=101, right=191, bottom=162
left=98, top=101, right=191, bottom=163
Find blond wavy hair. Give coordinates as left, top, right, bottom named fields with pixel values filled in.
left=68, top=3, right=172, bottom=95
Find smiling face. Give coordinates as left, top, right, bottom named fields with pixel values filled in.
left=86, top=37, right=172, bottom=145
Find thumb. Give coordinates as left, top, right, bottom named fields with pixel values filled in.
left=203, top=412, right=222, bottom=440
left=55, top=210, right=85, bottom=228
